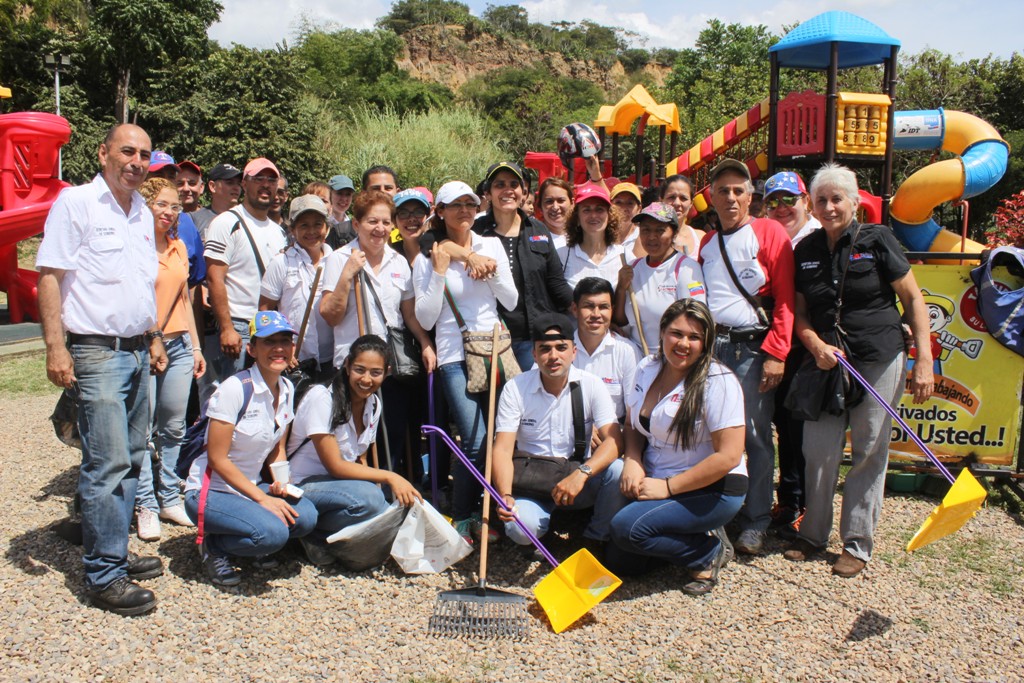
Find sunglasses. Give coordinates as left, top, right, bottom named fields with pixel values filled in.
left=766, top=195, right=801, bottom=210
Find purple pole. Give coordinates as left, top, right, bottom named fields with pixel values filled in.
left=421, top=425, right=561, bottom=567
left=428, top=372, right=439, bottom=505
left=835, top=353, right=956, bottom=484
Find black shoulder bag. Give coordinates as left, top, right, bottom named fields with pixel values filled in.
left=511, top=381, right=589, bottom=500
left=362, top=274, right=424, bottom=382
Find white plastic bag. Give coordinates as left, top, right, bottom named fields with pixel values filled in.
left=326, top=501, right=407, bottom=571
left=390, top=499, right=473, bottom=574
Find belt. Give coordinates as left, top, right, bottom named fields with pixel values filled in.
left=67, top=333, right=147, bottom=351
left=715, top=324, right=768, bottom=344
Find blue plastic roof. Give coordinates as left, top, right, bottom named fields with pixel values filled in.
left=770, top=12, right=901, bottom=69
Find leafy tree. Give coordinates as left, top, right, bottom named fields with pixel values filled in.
left=82, top=0, right=222, bottom=122
left=619, top=48, right=650, bottom=73
left=377, top=0, right=471, bottom=35
left=984, top=189, right=1024, bottom=247
left=482, top=3, right=529, bottom=37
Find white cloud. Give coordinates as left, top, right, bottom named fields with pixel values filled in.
left=209, top=0, right=387, bottom=48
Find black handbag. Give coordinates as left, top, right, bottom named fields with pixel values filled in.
left=364, top=274, right=424, bottom=382
left=511, top=380, right=587, bottom=499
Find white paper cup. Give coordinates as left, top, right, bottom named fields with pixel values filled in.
left=269, top=461, right=291, bottom=485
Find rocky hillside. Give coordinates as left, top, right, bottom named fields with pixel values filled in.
left=395, top=24, right=670, bottom=93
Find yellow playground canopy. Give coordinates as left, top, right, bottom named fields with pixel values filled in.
left=594, top=84, right=680, bottom=135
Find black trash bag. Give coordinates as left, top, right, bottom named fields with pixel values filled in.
left=50, top=389, right=81, bottom=450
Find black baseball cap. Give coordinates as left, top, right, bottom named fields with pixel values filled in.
left=531, top=313, right=575, bottom=342
left=209, top=163, right=242, bottom=181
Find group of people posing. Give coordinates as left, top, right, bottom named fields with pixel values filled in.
left=38, top=123, right=934, bottom=617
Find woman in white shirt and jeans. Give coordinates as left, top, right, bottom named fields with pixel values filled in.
left=413, top=181, right=518, bottom=544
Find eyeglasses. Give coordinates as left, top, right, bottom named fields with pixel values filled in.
left=444, top=202, right=478, bottom=212
left=397, top=208, right=428, bottom=220
left=246, top=175, right=278, bottom=185
left=766, top=195, right=801, bottom=210
left=153, top=200, right=183, bottom=213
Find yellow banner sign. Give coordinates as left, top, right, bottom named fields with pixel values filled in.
left=890, top=264, right=1023, bottom=466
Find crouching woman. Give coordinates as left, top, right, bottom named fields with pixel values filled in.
left=184, top=311, right=318, bottom=586
left=608, top=300, right=747, bottom=595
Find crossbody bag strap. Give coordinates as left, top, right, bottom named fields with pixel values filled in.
left=716, top=226, right=767, bottom=323
left=570, top=380, right=586, bottom=462
left=833, top=222, right=865, bottom=333
left=442, top=280, right=469, bottom=331
left=229, top=209, right=266, bottom=279
left=362, top=271, right=392, bottom=328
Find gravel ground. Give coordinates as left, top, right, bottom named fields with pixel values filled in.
left=2, top=392, right=1023, bottom=682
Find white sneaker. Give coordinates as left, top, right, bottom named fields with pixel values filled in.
left=159, top=504, right=195, bottom=527
left=136, top=507, right=162, bottom=541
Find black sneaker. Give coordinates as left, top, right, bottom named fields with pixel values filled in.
left=89, top=577, right=157, bottom=616
left=127, top=553, right=164, bottom=580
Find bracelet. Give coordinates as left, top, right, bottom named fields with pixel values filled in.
left=664, top=477, right=674, bottom=496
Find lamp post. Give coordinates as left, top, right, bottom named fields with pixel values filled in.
left=44, top=54, right=70, bottom=180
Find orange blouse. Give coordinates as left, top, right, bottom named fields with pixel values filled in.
left=155, top=239, right=191, bottom=337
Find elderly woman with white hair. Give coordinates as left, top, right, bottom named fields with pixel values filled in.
left=784, top=163, right=933, bottom=578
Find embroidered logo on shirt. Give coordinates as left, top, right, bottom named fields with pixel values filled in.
left=670, top=394, right=682, bottom=402
left=528, top=235, right=549, bottom=243
left=738, top=267, right=759, bottom=280
left=801, top=261, right=820, bottom=270
left=850, top=252, right=874, bottom=262
left=521, top=418, right=537, bottom=426
left=391, top=272, right=403, bottom=279
left=602, top=377, right=619, bottom=385
left=688, top=281, right=705, bottom=296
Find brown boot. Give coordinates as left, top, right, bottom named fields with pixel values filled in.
left=783, top=538, right=822, bottom=562
left=832, top=550, right=867, bottom=578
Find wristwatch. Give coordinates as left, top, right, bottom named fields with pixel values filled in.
left=145, top=330, right=165, bottom=343
left=577, top=463, right=593, bottom=477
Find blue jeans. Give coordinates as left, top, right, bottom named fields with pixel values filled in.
left=608, top=489, right=745, bottom=574
left=138, top=336, right=194, bottom=511
left=504, top=458, right=626, bottom=544
left=437, top=361, right=489, bottom=521
left=198, top=319, right=250, bottom=406
left=714, top=337, right=776, bottom=532
left=70, top=343, right=151, bottom=590
left=512, top=340, right=535, bottom=372
left=299, top=476, right=389, bottom=542
left=184, top=483, right=317, bottom=557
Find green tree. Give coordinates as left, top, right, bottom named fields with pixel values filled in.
left=482, top=3, right=528, bottom=37
left=377, top=0, right=471, bottom=35
left=82, top=0, right=222, bottom=122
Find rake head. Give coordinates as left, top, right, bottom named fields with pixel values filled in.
left=428, top=585, right=529, bottom=639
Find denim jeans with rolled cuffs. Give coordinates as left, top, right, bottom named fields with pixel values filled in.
left=436, top=361, right=490, bottom=521
left=504, top=458, right=626, bottom=545
left=71, top=342, right=151, bottom=591
left=138, top=336, right=194, bottom=511
left=184, top=483, right=318, bottom=557
left=198, top=318, right=250, bottom=406
left=714, top=336, right=777, bottom=533
left=299, top=476, right=390, bottom=543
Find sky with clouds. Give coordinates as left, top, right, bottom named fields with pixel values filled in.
left=209, top=0, right=1021, bottom=61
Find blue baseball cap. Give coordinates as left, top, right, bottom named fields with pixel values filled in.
left=249, top=311, right=297, bottom=339
left=328, top=174, right=355, bottom=192
left=149, top=150, right=178, bottom=173
left=394, top=188, right=431, bottom=210
left=764, top=171, right=807, bottom=198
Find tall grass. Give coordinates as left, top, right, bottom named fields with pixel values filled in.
left=313, top=100, right=508, bottom=192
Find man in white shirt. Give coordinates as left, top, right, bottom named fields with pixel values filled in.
left=571, top=277, right=641, bottom=424
left=202, top=157, right=288, bottom=401
left=37, top=124, right=169, bottom=616
left=493, top=315, right=626, bottom=556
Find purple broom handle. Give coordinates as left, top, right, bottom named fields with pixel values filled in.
left=835, top=353, right=955, bottom=484
left=428, top=372, right=439, bottom=505
left=421, top=424, right=561, bottom=567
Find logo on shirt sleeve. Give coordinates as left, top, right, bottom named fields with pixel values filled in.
left=687, top=281, right=705, bottom=296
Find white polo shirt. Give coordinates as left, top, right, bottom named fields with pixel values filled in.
left=261, top=244, right=334, bottom=364
left=557, top=242, right=624, bottom=291
left=322, top=242, right=414, bottom=367
left=286, top=384, right=381, bottom=484
left=37, top=175, right=157, bottom=336
left=573, top=330, right=641, bottom=421
left=413, top=232, right=518, bottom=367
left=496, top=366, right=617, bottom=460
left=185, top=367, right=295, bottom=496
left=626, top=355, right=746, bottom=479
left=204, top=205, right=287, bottom=322
left=625, top=252, right=705, bottom=353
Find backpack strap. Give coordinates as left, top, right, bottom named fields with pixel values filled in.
left=196, top=372, right=255, bottom=546
left=570, top=380, right=586, bottom=463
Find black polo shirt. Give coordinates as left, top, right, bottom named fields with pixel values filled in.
left=793, top=222, right=910, bottom=362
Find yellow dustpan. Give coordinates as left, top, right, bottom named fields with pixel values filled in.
left=421, top=425, right=622, bottom=633
left=835, top=355, right=987, bottom=552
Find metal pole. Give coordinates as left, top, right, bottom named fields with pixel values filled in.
left=55, top=64, right=62, bottom=180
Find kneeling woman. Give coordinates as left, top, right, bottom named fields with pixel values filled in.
left=609, top=300, right=747, bottom=595
left=286, top=335, right=422, bottom=565
left=184, top=311, right=318, bottom=587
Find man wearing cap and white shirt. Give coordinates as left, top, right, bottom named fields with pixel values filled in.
left=37, top=123, right=169, bottom=616
left=202, top=157, right=288, bottom=401
left=493, top=314, right=626, bottom=555
left=191, top=163, right=243, bottom=239
left=326, top=174, right=355, bottom=249
left=697, top=158, right=795, bottom=556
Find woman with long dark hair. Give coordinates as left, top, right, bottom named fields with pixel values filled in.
left=286, top=334, right=421, bottom=565
left=609, top=299, right=746, bottom=595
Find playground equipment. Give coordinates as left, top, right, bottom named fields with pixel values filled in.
left=0, top=112, right=71, bottom=322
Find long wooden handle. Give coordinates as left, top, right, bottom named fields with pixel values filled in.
left=353, top=272, right=380, bottom=470
left=621, top=253, right=650, bottom=356
left=294, top=265, right=323, bottom=353
left=479, top=322, right=502, bottom=583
